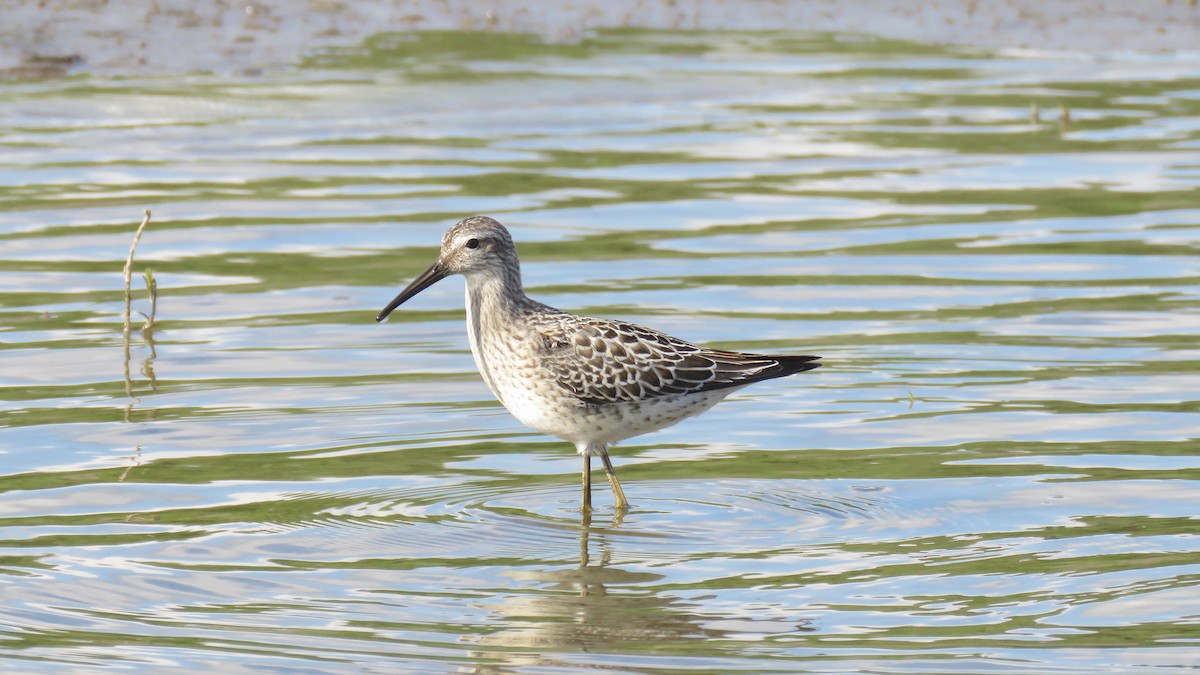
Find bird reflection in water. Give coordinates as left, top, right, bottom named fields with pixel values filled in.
left=462, top=510, right=816, bottom=672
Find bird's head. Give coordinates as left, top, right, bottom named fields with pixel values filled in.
left=376, top=215, right=520, bottom=322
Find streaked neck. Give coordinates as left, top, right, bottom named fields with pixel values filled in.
left=464, top=265, right=527, bottom=317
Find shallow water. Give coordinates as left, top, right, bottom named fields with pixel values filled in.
left=2, top=31, right=1200, bottom=673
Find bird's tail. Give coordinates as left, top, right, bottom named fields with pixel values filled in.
left=771, top=354, right=822, bottom=377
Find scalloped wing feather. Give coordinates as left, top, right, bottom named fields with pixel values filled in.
left=536, top=316, right=820, bottom=405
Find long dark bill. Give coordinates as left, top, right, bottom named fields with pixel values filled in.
left=376, top=261, right=448, bottom=322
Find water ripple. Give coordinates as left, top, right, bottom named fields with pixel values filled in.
left=2, top=29, right=1199, bottom=674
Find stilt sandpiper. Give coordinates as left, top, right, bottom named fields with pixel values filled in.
left=377, top=216, right=821, bottom=511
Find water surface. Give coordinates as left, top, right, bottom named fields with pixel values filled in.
left=2, top=31, right=1200, bottom=673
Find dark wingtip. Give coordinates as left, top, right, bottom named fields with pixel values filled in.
left=775, top=354, right=823, bottom=376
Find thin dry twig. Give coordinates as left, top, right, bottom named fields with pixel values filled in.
left=140, top=268, right=158, bottom=333
left=123, top=210, right=151, bottom=404
left=123, top=209, right=152, bottom=342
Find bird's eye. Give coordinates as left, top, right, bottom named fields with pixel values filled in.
left=465, top=238, right=479, bottom=249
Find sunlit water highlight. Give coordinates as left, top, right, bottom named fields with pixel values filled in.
left=2, top=31, right=1199, bottom=673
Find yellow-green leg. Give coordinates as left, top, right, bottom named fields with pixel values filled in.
left=599, top=448, right=629, bottom=510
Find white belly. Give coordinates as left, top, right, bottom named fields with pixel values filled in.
left=495, top=380, right=738, bottom=450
